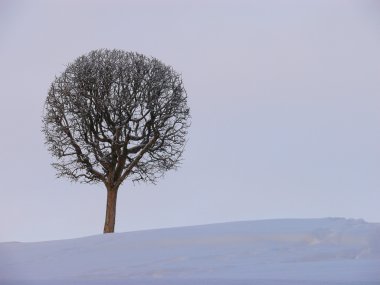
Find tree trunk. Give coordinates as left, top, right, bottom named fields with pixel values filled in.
left=103, top=187, right=119, bottom=233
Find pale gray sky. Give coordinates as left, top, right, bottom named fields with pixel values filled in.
left=0, top=0, right=380, bottom=242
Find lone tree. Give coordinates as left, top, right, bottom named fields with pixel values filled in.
left=42, top=49, right=190, bottom=233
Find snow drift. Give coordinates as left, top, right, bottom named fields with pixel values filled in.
left=1, top=218, right=379, bottom=285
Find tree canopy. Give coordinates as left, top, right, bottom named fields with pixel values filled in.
left=42, top=49, right=190, bottom=232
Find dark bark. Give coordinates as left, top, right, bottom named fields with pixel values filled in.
left=103, top=186, right=119, bottom=233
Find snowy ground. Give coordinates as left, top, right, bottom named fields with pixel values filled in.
left=1, top=218, right=379, bottom=285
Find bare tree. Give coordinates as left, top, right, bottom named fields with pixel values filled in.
left=42, top=49, right=190, bottom=233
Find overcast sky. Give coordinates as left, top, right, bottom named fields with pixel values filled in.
left=0, top=0, right=380, bottom=242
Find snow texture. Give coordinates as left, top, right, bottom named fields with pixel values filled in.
left=1, top=218, right=379, bottom=285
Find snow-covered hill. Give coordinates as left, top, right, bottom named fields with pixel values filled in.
left=1, top=218, right=379, bottom=285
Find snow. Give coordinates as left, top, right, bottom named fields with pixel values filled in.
left=1, top=218, right=379, bottom=285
